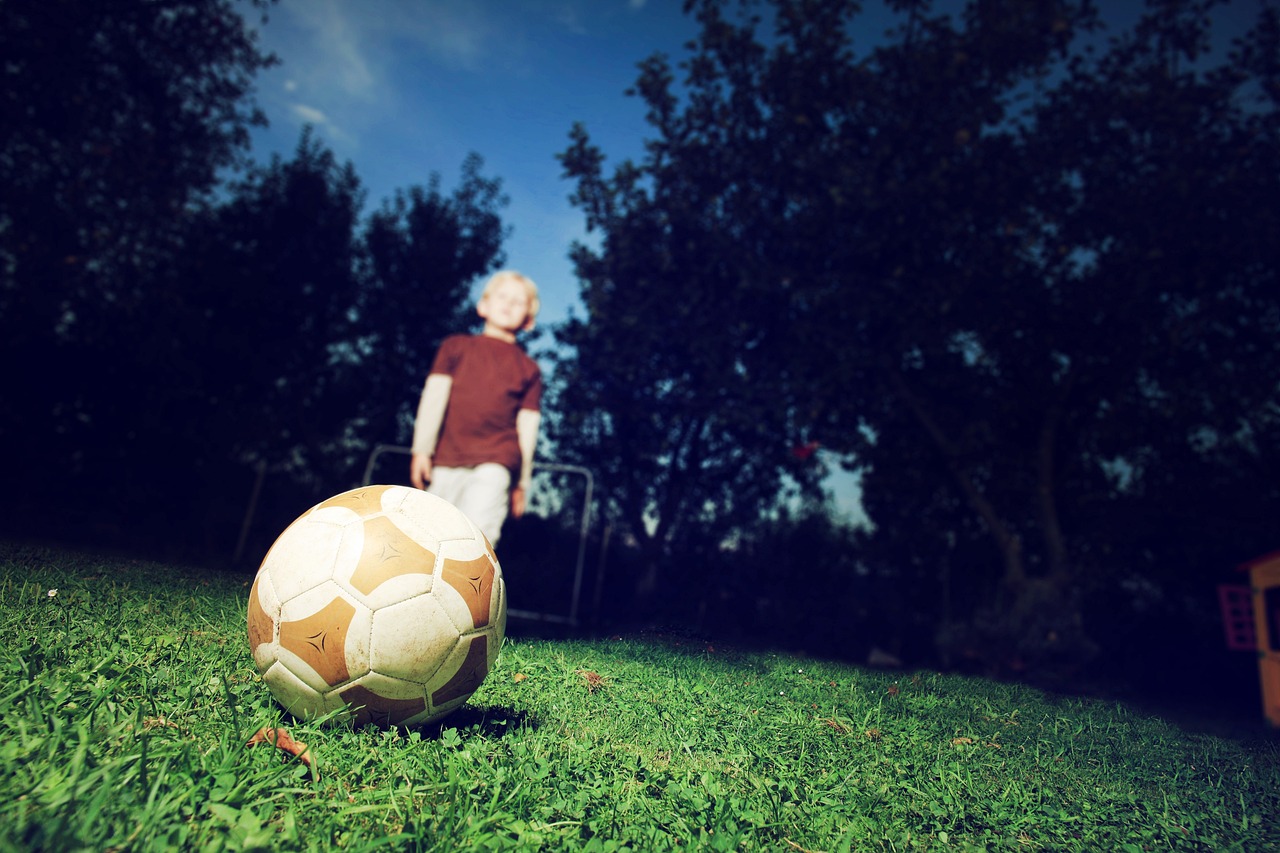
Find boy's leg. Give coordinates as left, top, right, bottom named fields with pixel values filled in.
left=426, top=466, right=465, bottom=508
left=459, top=463, right=512, bottom=547
left=427, top=463, right=511, bottom=547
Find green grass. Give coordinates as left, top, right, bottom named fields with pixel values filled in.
left=2, top=543, right=1278, bottom=851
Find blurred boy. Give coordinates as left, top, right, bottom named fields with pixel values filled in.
left=410, top=270, right=542, bottom=547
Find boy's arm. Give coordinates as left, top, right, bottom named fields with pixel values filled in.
left=510, top=408, right=541, bottom=517
left=410, top=374, right=452, bottom=489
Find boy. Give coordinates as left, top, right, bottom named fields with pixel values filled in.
left=409, top=270, right=542, bottom=548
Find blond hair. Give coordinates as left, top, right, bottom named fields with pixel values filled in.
left=480, top=269, right=541, bottom=329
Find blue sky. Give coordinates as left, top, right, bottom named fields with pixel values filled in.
left=241, top=0, right=703, bottom=328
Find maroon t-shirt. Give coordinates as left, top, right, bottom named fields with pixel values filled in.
left=429, top=334, right=542, bottom=475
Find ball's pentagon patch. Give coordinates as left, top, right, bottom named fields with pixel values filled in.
left=319, top=484, right=394, bottom=514
left=340, top=683, right=428, bottom=728
left=246, top=576, right=274, bottom=656
left=349, top=514, right=437, bottom=597
left=432, top=635, right=490, bottom=707
left=441, top=553, right=495, bottom=629
left=369, top=595, right=458, bottom=681
left=278, top=595, right=357, bottom=687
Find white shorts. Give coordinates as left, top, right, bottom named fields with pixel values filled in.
left=427, top=463, right=511, bottom=547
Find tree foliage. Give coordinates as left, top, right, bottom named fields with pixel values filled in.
left=0, top=0, right=510, bottom=560
left=0, top=0, right=276, bottom=337
left=0, top=0, right=278, bottom=502
left=175, top=131, right=368, bottom=486
left=556, top=0, right=1280, bottom=662
left=160, top=137, right=508, bottom=556
left=555, top=103, right=826, bottom=601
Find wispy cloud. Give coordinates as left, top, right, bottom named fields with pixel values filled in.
left=282, top=0, right=377, bottom=99
left=292, top=0, right=498, bottom=76
left=263, top=0, right=507, bottom=134
left=287, top=101, right=359, bottom=150
left=261, top=0, right=501, bottom=154
left=291, top=104, right=329, bottom=125
left=394, top=3, right=494, bottom=70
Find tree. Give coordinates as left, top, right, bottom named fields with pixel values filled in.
left=843, top=0, right=1280, bottom=667
left=556, top=0, right=1280, bottom=666
left=121, top=139, right=508, bottom=552
left=177, top=130, right=368, bottom=489
left=554, top=19, right=831, bottom=606
left=0, top=0, right=277, bottom=519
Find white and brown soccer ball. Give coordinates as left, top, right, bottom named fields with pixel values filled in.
left=247, top=485, right=506, bottom=727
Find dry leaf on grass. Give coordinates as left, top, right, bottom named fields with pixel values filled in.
left=575, top=669, right=608, bottom=693
left=247, top=727, right=315, bottom=772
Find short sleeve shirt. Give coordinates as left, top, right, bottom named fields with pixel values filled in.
left=429, top=334, right=542, bottom=475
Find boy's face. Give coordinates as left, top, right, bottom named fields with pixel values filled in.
left=478, top=278, right=534, bottom=334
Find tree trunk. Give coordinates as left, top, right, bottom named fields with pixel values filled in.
left=888, top=367, right=1026, bottom=586
left=891, top=369, right=1095, bottom=675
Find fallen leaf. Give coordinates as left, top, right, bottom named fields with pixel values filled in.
left=575, top=669, right=608, bottom=693
left=952, top=737, right=974, bottom=746
left=513, top=673, right=528, bottom=683
left=247, top=727, right=315, bottom=770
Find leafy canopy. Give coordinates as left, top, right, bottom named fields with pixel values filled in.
left=555, top=0, right=1280, bottom=659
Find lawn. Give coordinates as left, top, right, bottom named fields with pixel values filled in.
left=3, top=543, right=1278, bottom=851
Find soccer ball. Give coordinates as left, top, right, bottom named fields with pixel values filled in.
left=246, top=485, right=506, bottom=727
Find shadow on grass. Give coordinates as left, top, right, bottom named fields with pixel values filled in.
left=415, top=705, right=538, bottom=741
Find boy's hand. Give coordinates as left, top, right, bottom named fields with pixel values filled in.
left=410, top=453, right=432, bottom=490
left=510, top=484, right=527, bottom=518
